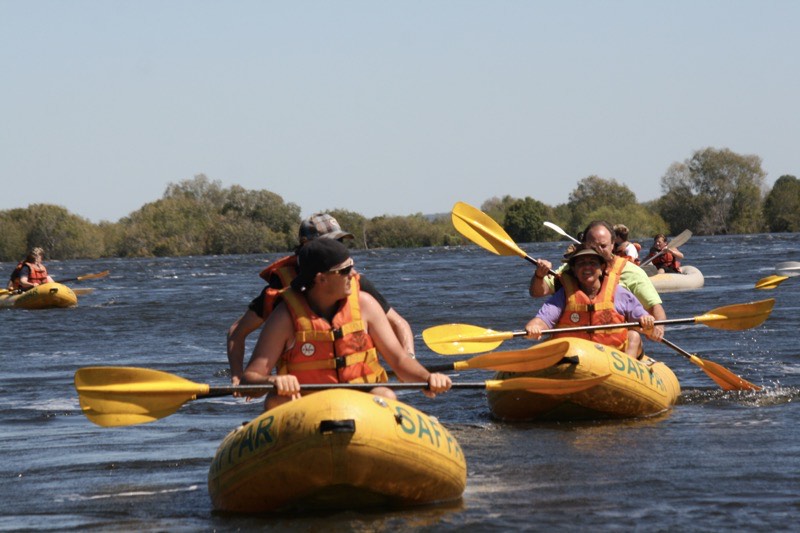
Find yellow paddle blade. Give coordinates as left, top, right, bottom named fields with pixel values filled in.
left=451, top=202, right=526, bottom=259
left=77, top=270, right=110, bottom=281
left=74, top=367, right=210, bottom=427
left=423, top=323, right=515, bottom=355
left=486, top=374, right=610, bottom=395
left=688, top=355, right=761, bottom=391
left=72, top=288, right=95, bottom=296
left=693, top=299, right=775, bottom=330
left=754, top=275, right=788, bottom=290
left=452, top=341, right=571, bottom=373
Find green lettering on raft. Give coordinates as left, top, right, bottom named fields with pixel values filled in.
left=395, top=406, right=464, bottom=458
left=227, top=432, right=244, bottom=464
left=626, top=357, right=644, bottom=380
left=254, top=416, right=275, bottom=447
left=416, top=414, right=434, bottom=444
left=611, top=351, right=626, bottom=372
left=654, top=373, right=665, bottom=391
left=427, top=417, right=443, bottom=448
left=238, top=425, right=255, bottom=456
left=396, top=406, right=415, bottom=435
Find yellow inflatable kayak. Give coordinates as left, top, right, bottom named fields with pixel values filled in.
left=208, top=389, right=467, bottom=513
left=0, top=282, right=77, bottom=309
left=488, top=337, right=680, bottom=421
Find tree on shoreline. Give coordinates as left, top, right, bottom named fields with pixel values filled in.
left=763, top=175, right=800, bottom=232
left=657, top=148, right=766, bottom=235
left=0, top=148, right=794, bottom=261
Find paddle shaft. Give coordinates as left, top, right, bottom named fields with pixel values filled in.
left=199, top=382, right=494, bottom=397
left=659, top=338, right=693, bottom=359
left=58, top=270, right=110, bottom=284
left=659, top=337, right=761, bottom=391
left=502, top=316, right=719, bottom=339
left=498, top=247, right=558, bottom=277
left=543, top=222, right=581, bottom=244
left=639, top=249, right=667, bottom=268
left=522, top=255, right=559, bottom=276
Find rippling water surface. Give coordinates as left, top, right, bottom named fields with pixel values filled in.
left=2, top=234, right=799, bottom=531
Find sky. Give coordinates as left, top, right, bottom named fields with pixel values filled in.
left=2, top=1, right=799, bottom=223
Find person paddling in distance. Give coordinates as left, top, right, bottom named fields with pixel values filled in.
left=524, top=245, right=655, bottom=357
left=243, top=239, right=451, bottom=410
left=7, top=247, right=54, bottom=292
left=613, top=224, right=640, bottom=265
left=645, top=233, right=684, bottom=274
left=530, top=220, right=666, bottom=344
left=227, top=213, right=416, bottom=386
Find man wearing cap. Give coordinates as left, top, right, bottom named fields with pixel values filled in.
left=530, top=220, right=666, bottom=344
left=227, top=213, right=416, bottom=386
left=524, top=243, right=655, bottom=357
left=243, top=239, right=451, bottom=410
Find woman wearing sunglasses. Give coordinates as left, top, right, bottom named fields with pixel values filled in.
left=243, top=238, right=451, bottom=410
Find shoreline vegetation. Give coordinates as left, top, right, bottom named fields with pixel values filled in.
left=2, top=147, right=798, bottom=261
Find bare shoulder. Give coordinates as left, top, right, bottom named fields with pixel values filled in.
left=261, top=301, right=292, bottom=333
left=358, top=291, right=387, bottom=323
left=358, top=290, right=380, bottom=309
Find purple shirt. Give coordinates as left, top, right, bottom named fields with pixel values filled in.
left=535, top=285, right=648, bottom=328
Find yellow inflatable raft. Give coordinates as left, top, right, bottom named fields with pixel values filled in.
left=208, top=389, right=467, bottom=513
left=0, top=282, right=77, bottom=309
left=488, top=337, right=680, bottom=422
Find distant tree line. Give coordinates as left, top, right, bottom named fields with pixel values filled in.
left=1, top=147, right=798, bottom=262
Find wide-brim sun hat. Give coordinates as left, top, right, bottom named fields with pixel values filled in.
left=564, top=246, right=607, bottom=265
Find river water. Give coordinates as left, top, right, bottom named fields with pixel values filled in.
left=2, top=234, right=799, bottom=531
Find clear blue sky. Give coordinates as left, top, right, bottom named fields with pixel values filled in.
left=2, top=1, right=798, bottom=223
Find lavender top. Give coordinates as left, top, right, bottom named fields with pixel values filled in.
left=536, top=285, right=649, bottom=328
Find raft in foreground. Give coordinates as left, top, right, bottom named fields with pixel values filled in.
left=488, top=337, right=680, bottom=421
left=647, top=265, right=704, bottom=293
left=208, top=389, right=467, bottom=513
left=0, top=282, right=77, bottom=309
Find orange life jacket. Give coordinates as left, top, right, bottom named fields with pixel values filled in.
left=278, top=277, right=388, bottom=384
left=554, top=256, right=628, bottom=349
left=256, top=255, right=297, bottom=319
left=9, top=261, right=48, bottom=289
left=648, top=248, right=681, bottom=273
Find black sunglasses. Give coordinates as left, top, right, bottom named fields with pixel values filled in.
left=328, top=264, right=354, bottom=276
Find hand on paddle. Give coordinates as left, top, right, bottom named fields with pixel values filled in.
left=637, top=314, right=660, bottom=342
left=243, top=371, right=451, bottom=402
left=639, top=314, right=663, bottom=342
left=246, top=375, right=303, bottom=402
left=529, top=259, right=555, bottom=297
left=423, top=372, right=452, bottom=399
left=524, top=317, right=549, bottom=340
left=524, top=315, right=655, bottom=341
left=273, top=375, right=302, bottom=399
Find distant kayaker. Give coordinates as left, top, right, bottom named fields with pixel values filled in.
left=524, top=244, right=655, bottom=358
left=227, top=213, right=415, bottom=386
left=613, top=223, right=640, bottom=264
left=243, top=238, right=451, bottom=410
left=530, top=220, right=666, bottom=343
left=644, top=233, right=684, bottom=274
left=7, top=247, right=54, bottom=292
